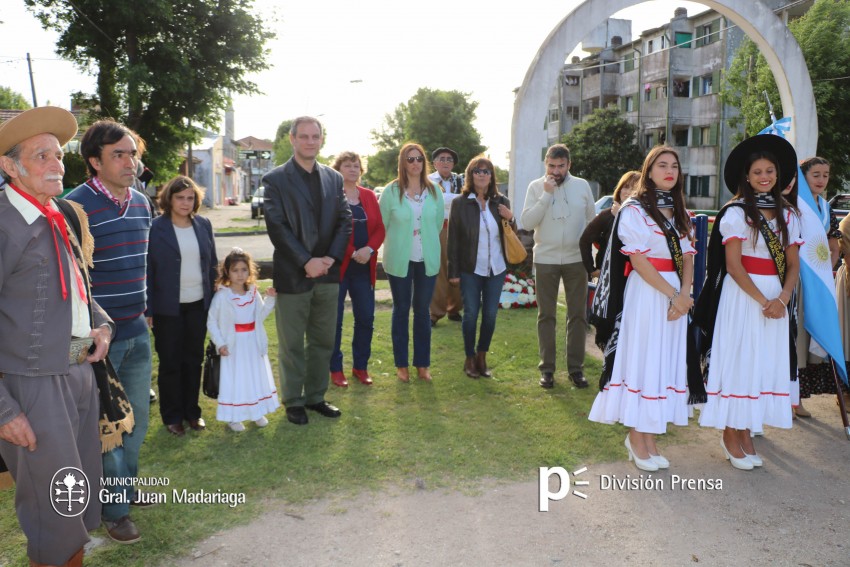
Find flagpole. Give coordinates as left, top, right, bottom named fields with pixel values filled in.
left=829, top=358, right=850, bottom=440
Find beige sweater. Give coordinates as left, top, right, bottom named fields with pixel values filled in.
left=520, top=174, right=595, bottom=265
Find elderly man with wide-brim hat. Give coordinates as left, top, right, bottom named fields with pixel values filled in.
left=0, top=107, right=114, bottom=566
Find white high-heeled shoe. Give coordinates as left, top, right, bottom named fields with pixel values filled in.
left=743, top=451, right=763, bottom=467
left=720, top=438, right=753, bottom=470
left=649, top=453, right=670, bottom=469
left=625, top=436, right=659, bottom=472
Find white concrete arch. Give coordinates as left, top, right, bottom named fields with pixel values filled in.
left=510, top=0, right=817, bottom=222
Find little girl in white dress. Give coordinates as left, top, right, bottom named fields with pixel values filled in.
left=207, top=248, right=279, bottom=431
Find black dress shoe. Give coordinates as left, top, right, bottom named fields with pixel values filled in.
left=166, top=423, right=185, bottom=436
left=447, top=312, right=462, bottom=322
left=305, top=401, right=342, bottom=418
left=286, top=406, right=309, bottom=425
left=188, top=418, right=206, bottom=431
left=569, top=371, right=589, bottom=389
left=539, top=372, right=555, bottom=389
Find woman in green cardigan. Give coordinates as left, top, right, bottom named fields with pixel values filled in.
left=379, top=142, right=445, bottom=382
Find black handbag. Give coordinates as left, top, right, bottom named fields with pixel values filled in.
left=202, top=340, right=221, bottom=399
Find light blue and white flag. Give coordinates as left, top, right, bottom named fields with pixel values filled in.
left=758, top=121, right=848, bottom=384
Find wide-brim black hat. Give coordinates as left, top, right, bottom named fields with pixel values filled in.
left=723, top=134, right=797, bottom=194
left=431, top=147, right=458, bottom=164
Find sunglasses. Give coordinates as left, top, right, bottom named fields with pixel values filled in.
left=472, top=168, right=492, bottom=175
left=406, top=155, right=425, bottom=163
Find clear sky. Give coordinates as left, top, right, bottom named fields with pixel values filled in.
left=0, top=0, right=707, bottom=167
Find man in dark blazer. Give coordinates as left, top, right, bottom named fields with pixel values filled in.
left=263, top=116, right=351, bottom=425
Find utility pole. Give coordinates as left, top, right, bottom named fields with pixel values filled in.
left=26, top=53, right=38, bottom=107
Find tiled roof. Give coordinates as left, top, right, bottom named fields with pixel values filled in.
left=236, top=136, right=273, bottom=151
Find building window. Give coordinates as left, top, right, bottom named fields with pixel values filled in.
left=625, top=96, right=634, bottom=112
left=645, top=133, right=654, bottom=148
left=689, top=175, right=710, bottom=197
left=661, top=35, right=668, bottom=49
left=700, top=74, right=713, bottom=95
left=564, top=75, right=580, bottom=87
left=656, top=86, right=667, bottom=99
left=565, top=106, right=580, bottom=121
left=698, top=19, right=720, bottom=47
left=624, top=52, right=635, bottom=73
left=673, top=80, right=690, bottom=97
left=549, top=109, right=560, bottom=122
left=647, top=39, right=654, bottom=53
left=700, top=126, right=712, bottom=145
left=675, top=32, right=692, bottom=48
left=673, top=130, right=688, bottom=146
left=691, top=124, right=718, bottom=147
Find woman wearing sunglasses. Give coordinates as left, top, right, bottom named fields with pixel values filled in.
left=329, top=151, right=385, bottom=387
left=447, top=156, right=515, bottom=378
left=379, top=143, right=444, bottom=382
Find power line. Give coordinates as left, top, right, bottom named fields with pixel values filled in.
left=66, top=0, right=116, bottom=45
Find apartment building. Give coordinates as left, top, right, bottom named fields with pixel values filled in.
left=548, top=1, right=813, bottom=209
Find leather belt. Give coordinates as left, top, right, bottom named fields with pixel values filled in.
left=69, top=337, right=94, bottom=365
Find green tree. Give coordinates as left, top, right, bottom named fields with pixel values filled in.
left=0, top=86, right=31, bottom=110
left=25, top=0, right=272, bottom=179
left=364, top=88, right=486, bottom=186
left=723, top=0, right=850, bottom=191
left=561, top=106, right=643, bottom=194
left=272, top=119, right=293, bottom=165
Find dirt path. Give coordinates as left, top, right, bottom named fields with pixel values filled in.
left=173, top=395, right=850, bottom=567
left=186, top=204, right=850, bottom=566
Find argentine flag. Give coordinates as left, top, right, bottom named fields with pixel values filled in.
left=758, top=121, right=848, bottom=384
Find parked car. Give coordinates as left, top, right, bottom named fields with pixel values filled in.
left=829, top=193, right=850, bottom=220
left=251, top=186, right=265, bottom=219
left=594, top=195, right=613, bottom=215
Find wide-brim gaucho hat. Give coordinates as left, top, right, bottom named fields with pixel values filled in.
left=0, top=106, right=78, bottom=157
left=431, top=146, right=459, bottom=164
left=723, top=133, right=797, bottom=194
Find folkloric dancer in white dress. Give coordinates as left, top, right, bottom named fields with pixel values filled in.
left=694, top=135, right=802, bottom=471
left=207, top=248, right=280, bottom=432
left=589, top=146, right=698, bottom=473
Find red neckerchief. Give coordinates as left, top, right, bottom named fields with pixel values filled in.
left=8, top=184, right=88, bottom=303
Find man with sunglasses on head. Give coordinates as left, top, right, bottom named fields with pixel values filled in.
left=520, top=144, right=595, bottom=390
left=428, top=147, right=464, bottom=327
left=262, top=116, right=351, bottom=426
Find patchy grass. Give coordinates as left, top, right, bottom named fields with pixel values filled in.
left=0, top=281, right=642, bottom=566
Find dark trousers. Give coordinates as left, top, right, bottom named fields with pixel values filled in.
left=153, top=300, right=207, bottom=425
left=0, top=367, right=101, bottom=564
left=388, top=261, right=437, bottom=368
left=460, top=270, right=506, bottom=357
left=331, top=267, right=375, bottom=372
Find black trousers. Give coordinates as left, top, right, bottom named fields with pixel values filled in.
left=153, top=300, right=207, bottom=425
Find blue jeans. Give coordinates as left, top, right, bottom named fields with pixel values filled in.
left=460, top=270, right=506, bottom=357
left=331, top=268, right=375, bottom=371
left=101, top=331, right=152, bottom=521
left=388, top=261, right=437, bottom=368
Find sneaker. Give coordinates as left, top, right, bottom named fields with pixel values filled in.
left=103, top=515, right=141, bottom=544
left=254, top=416, right=269, bottom=427
left=228, top=422, right=245, bottom=432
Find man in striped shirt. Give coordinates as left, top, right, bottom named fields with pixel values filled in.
left=66, top=119, right=153, bottom=544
